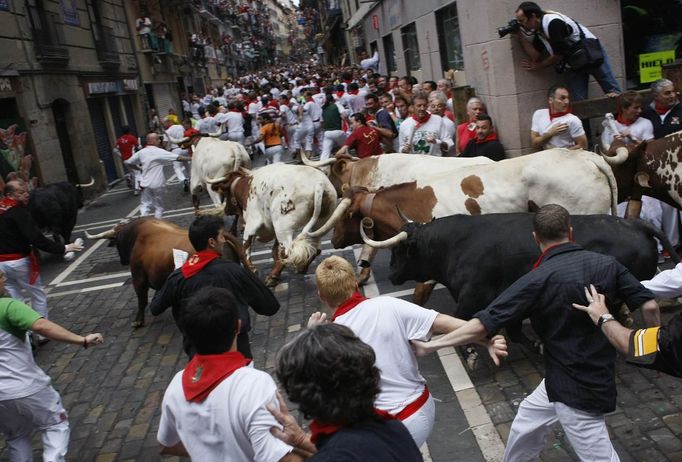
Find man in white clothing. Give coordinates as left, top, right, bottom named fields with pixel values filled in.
left=221, top=102, right=246, bottom=144
left=399, top=93, right=450, bottom=156
left=531, top=85, right=587, bottom=150
left=163, top=117, right=190, bottom=192
left=125, top=133, right=191, bottom=219
left=157, top=287, right=296, bottom=461
left=359, top=49, right=380, bottom=73
left=309, top=256, right=507, bottom=447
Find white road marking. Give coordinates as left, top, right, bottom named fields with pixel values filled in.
left=56, top=272, right=130, bottom=287
left=47, top=281, right=124, bottom=298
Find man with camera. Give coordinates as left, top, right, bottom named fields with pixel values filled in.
left=504, top=2, right=621, bottom=101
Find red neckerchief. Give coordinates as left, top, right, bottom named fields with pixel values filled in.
left=184, top=127, right=200, bottom=137
left=549, top=106, right=572, bottom=121
left=348, top=89, right=359, bottom=96
left=229, top=108, right=241, bottom=113
left=336, top=91, right=345, bottom=98
left=411, top=112, right=431, bottom=128
left=532, top=243, right=564, bottom=269
left=309, top=409, right=395, bottom=444
left=0, top=197, right=18, bottom=215
left=331, top=291, right=368, bottom=321
left=182, top=351, right=251, bottom=403
left=616, top=113, right=636, bottom=126
left=343, top=79, right=352, bottom=85
left=476, top=132, right=498, bottom=144
left=181, top=249, right=221, bottom=279
left=655, top=102, right=671, bottom=115
left=306, top=97, right=314, bottom=103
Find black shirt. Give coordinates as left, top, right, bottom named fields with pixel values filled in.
left=312, top=419, right=423, bottom=462
left=475, top=242, right=654, bottom=413
left=0, top=205, right=65, bottom=256
left=461, top=139, right=506, bottom=161
left=641, top=102, right=682, bottom=139
left=628, top=313, right=682, bottom=377
left=148, top=258, right=280, bottom=356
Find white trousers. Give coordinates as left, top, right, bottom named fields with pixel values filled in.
left=0, top=257, right=47, bottom=319
left=617, top=197, right=663, bottom=251
left=264, top=145, right=283, bottom=164
left=503, top=380, right=620, bottom=462
left=171, top=148, right=189, bottom=182
left=226, top=133, right=245, bottom=145
left=661, top=202, right=680, bottom=247
left=0, top=385, right=70, bottom=462
left=140, top=187, right=165, bottom=219
left=298, top=123, right=314, bottom=152
left=321, top=130, right=347, bottom=160
left=287, top=125, right=300, bottom=150
left=400, top=393, right=435, bottom=448
left=313, top=122, right=323, bottom=154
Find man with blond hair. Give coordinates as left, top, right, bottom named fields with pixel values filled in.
left=309, top=256, right=507, bottom=447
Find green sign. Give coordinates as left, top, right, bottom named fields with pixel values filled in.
left=639, top=50, right=676, bottom=84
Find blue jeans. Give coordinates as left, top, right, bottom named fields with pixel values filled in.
left=564, top=45, right=621, bottom=101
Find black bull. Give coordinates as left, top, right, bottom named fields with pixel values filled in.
left=29, top=182, right=85, bottom=245
left=387, top=213, right=678, bottom=349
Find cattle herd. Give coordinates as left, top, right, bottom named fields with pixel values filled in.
left=72, top=133, right=682, bottom=347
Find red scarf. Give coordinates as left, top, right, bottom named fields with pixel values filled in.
left=309, top=409, right=395, bottom=444
left=549, top=106, right=572, bottom=121
left=182, top=351, right=251, bottom=402
left=336, top=91, right=345, bottom=98
left=532, top=243, right=564, bottom=269
left=476, top=132, right=498, bottom=144
left=0, top=198, right=40, bottom=284
left=411, top=112, right=431, bottom=128
left=181, top=249, right=221, bottom=279
left=306, top=97, right=314, bottom=103
left=0, top=197, right=18, bottom=214
left=331, top=291, right=368, bottom=321
left=348, top=89, right=359, bottom=96
left=184, top=127, right=200, bottom=137
left=616, top=113, right=636, bottom=126
left=655, top=102, right=671, bottom=115
left=229, top=108, right=241, bottom=113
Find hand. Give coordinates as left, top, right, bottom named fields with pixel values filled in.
left=84, top=333, right=104, bottom=347
left=548, top=123, right=568, bottom=136
left=65, top=242, right=83, bottom=253
left=571, top=284, right=608, bottom=325
left=486, top=335, right=508, bottom=366
left=425, top=134, right=436, bottom=144
left=521, top=59, right=539, bottom=71
left=410, top=339, right=433, bottom=357
left=400, top=144, right=412, bottom=153
left=267, top=392, right=315, bottom=453
left=307, top=312, right=327, bottom=328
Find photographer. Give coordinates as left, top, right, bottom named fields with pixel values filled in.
left=508, top=2, right=621, bottom=101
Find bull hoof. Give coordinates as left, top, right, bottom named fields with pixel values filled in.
left=131, top=320, right=145, bottom=328
left=265, top=275, right=280, bottom=287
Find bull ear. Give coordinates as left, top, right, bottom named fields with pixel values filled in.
left=331, top=159, right=347, bottom=177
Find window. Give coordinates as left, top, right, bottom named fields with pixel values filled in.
left=401, top=22, right=420, bottom=72
left=436, top=3, right=464, bottom=71
left=383, top=33, right=397, bottom=72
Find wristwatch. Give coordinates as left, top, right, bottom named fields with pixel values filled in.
left=597, top=313, right=615, bottom=328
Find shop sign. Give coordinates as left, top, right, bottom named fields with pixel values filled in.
left=60, top=0, right=80, bottom=26
left=639, top=50, right=675, bottom=84
left=123, top=79, right=138, bottom=91
left=88, top=81, right=119, bottom=94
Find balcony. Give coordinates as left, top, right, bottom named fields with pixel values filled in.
left=94, top=25, right=120, bottom=69
left=28, top=6, right=69, bottom=65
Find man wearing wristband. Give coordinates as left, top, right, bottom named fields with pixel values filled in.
left=0, top=269, right=104, bottom=462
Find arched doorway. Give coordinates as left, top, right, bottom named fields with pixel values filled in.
left=51, top=99, right=79, bottom=184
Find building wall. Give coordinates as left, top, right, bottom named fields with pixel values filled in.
left=353, top=0, right=625, bottom=154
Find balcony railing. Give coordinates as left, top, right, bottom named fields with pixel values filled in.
left=94, top=25, right=120, bottom=68
left=27, top=5, right=69, bottom=65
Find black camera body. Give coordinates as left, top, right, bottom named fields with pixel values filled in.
left=498, top=19, right=521, bottom=38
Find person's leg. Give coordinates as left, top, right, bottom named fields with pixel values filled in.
left=152, top=187, right=165, bottom=219
left=321, top=132, right=334, bottom=160
left=564, top=69, right=590, bottom=101
left=590, top=47, right=622, bottom=95
left=400, top=394, right=435, bottom=447
left=555, top=402, right=620, bottom=461
left=357, top=245, right=378, bottom=285
left=270, top=146, right=283, bottom=163
left=139, top=188, right=153, bottom=216
left=1, top=258, right=48, bottom=319
left=660, top=202, right=680, bottom=247
left=503, top=380, right=558, bottom=462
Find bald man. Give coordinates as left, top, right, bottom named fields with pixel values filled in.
left=125, top=133, right=191, bottom=219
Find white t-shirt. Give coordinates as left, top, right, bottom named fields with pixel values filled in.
left=223, top=111, right=245, bottom=136
left=126, top=145, right=178, bottom=189
left=334, top=296, right=438, bottom=414
left=531, top=109, right=585, bottom=149
left=158, top=367, right=292, bottom=462
left=600, top=116, right=654, bottom=146
left=197, top=116, right=218, bottom=135
left=348, top=93, right=366, bottom=114
left=301, top=101, right=315, bottom=126
left=399, top=114, right=449, bottom=156
left=165, top=124, right=185, bottom=149
left=360, top=51, right=380, bottom=73
left=280, top=104, right=298, bottom=126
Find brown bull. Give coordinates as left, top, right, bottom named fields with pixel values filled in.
left=602, top=130, right=682, bottom=217
left=85, top=217, right=245, bottom=327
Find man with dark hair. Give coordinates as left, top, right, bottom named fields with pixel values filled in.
left=149, top=215, right=279, bottom=358
left=513, top=1, right=621, bottom=100
left=421, top=80, right=437, bottom=93
left=335, top=113, right=383, bottom=159
left=462, top=115, right=506, bottom=160
left=399, top=93, right=450, bottom=156
left=157, top=287, right=297, bottom=461
left=113, top=125, right=140, bottom=193
left=530, top=85, right=587, bottom=150
left=269, top=323, right=423, bottom=461
left=363, top=93, right=398, bottom=152
left=413, top=204, right=658, bottom=460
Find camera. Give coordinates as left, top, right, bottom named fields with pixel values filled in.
left=498, top=19, right=521, bottom=38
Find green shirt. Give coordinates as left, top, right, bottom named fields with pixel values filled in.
left=322, top=103, right=343, bottom=131
left=0, top=297, right=41, bottom=340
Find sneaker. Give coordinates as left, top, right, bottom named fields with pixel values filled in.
left=357, top=267, right=371, bottom=285
left=183, top=179, right=189, bottom=192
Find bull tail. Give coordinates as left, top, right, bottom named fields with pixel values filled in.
left=285, top=182, right=326, bottom=271
left=633, top=219, right=681, bottom=262
left=591, top=154, right=619, bottom=216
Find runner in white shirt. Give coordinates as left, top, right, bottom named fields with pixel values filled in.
left=222, top=103, right=245, bottom=144
left=399, top=94, right=450, bottom=156
left=125, top=133, right=190, bottom=219
left=298, top=91, right=316, bottom=155
left=157, top=288, right=294, bottom=461
left=309, top=256, right=508, bottom=447
left=530, top=85, right=587, bottom=150
left=163, top=118, right=190, bottom=190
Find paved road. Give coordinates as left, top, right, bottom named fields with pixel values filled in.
left=2, top=161, right=682, bottom=461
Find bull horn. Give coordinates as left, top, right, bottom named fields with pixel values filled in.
left=360, top=225, right=408, bottom=249
left=601, top=145, right=629, bottom=166
left=205, top=174, right=228, bottom=185
left=84, top=228, right=116, bottom=240
left=301, top=148, right=338, bottom=168
left=208, top=128, right=223, bottom=137
left=361, top=217, right=374, bottom=230
left=396, top=206, right=414, bottom=224
left=166, top=135, right=189, bottom=144
left=233, top=155, right=241, bottom=172
left=76, top=176, right=95, bottom=188
left=306, top=198, right=352, bottom=238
